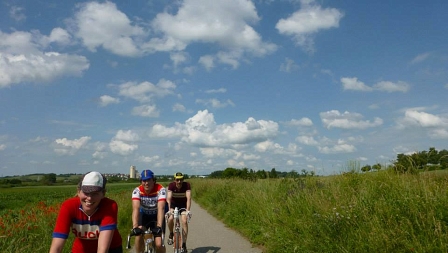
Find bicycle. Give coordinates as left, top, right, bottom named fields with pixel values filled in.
left=126, top=226, right=164, bottom=253
left=165, top=207, right=191, bottom=253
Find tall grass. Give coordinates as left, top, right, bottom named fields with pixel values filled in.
left=190, top=171, right=448, bottom=253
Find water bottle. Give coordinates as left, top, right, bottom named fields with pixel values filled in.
left=174, top=207, right=179, bottom=220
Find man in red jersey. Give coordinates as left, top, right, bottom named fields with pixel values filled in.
left=49, top=171, right=123, bottom=253
left=166, top=172, right=191, bottom=253
left=131, top=169, right=167, bottom=253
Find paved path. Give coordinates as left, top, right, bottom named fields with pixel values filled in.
left=169, top=200, right=263, bottom=253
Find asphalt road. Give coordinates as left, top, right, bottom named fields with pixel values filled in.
left=182, top=200, right=263, bottom=253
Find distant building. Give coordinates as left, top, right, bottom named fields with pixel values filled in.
left=130, top=166, right=137, bottom=179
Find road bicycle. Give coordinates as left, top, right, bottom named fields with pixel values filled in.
left=165, top=207, right=191, bottom=253
left=126, top=226, right=164, bottom=253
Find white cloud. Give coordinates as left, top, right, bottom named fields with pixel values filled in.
left=319, top=141, right=356, bottom=154
left=373, top=81, right=410, bottom=93
left=410, top=52, right=430, bottom=64
left=296, top=135, right=319, bottom=146
left=341, top=77, right=372, bottom=91
left=99, top=95, right=120, bottom=107
left=138, top=155, right=161, bottom=163
left=73, top=1, right=145, bottom=56
left=173, top=103, right=186, bottom=112
left=280, top=57, right=299, bottom=72
left=400, top=110, right=447, bottom=128
left=146, top=0, right=277, bottom=65
left=170, top=51, right=189, bottom=68
left=0, top=144, right=6, bottom=151
left=47, top=28, right=72, bottom=46
left=114, top=130, right=140, bottom=142
left=0, top=30, right=89, bottom=88
left=118, top=79, right=176, bottom=103
left=276, top=0, right=344, bottom=53
left=320, top=110, right=383, bottom=129
left=109, top=140, right=138, bottom=155
left=54, top=136, right=91, bottom=155
left=150, top=110, right=279, bottom=147
left=286, top=118, right=313, bottom=127
left=195, top=98, right=235, bottom=108
left=132, top=104, right=160, bottom=117
left=10, top=6, right=26, bottom=22
left=205, top=88, right=226, bottom=94
left=198, top=55, right=215, bottom=71
left=341, top=77, right=410, bottom=93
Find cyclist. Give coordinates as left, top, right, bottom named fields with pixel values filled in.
left=132, top=170, right=167, bottom=253
left=166, top=172, right=191, bottom=253
left=49, top=171, right=123, bottom=253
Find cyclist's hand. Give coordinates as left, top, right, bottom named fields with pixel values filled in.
left=132, top=227, right=143, bottom=235
left=187, top=210, right=192, bottom=219
left=152, top=226, right=163, bottom=235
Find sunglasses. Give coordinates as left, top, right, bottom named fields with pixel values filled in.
left=175, top=179, right=183, bottom=182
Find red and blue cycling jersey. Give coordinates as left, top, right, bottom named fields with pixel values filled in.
left=132, top=183, right=166, bottom=215
left=52, top=197, right=122, bottom=253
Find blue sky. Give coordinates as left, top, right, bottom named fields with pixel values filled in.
left=1, top=0, right=447, bottom=177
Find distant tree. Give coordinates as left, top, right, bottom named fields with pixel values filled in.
left=222, top=167, right=239, bottom=178
left=439, top=149, right=448, bottom=169
left=372, top=163, right=382, bottom=171
left=209, top=170, right=223, bottom=178
left=41, top=173, right=57, bottom=185
left=269, top=168, right=278, bottom=178
left=428, top=147, right=439, bottom=164
left=287, top=170, right=299, bottom=178
left=361, top=165, right=372, bottom=173
left=256, top=170, right=267, bottom=179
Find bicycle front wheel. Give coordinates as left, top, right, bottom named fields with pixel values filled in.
left=174, top=231, right=182, bottom=253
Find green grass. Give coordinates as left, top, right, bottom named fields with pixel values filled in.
left=3, top=172, right=448, bottom=252
left=190, top=171, right=448, bottom=253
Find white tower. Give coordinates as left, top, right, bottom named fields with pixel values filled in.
left=130, top=165, right=136, bottom=179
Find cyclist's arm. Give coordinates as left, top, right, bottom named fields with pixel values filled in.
left=157, top=199, right=166, bottom=227
left=132, top=199, right=141, bottom=228
left=97, top=229, right=114, bottom=253
left=186, top=190, right=191, bottom=212
left=49, top=238, right=65, bottom=253
left=167, top=190, right=172, bottom=210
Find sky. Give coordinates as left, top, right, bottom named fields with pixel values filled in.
left=1, top=0, right=447, bottom=177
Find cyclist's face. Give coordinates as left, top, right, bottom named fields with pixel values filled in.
left=141, top=178, right=155, bottom=191
left=78, top=190, right=104, bottom=214
left=175, top=179, right=183, bottom=188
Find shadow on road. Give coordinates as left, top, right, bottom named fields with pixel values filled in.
left=190, top=246, right=221, bottom=253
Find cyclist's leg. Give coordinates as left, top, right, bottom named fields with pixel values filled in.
left=150, top=219, right=166, bottom=253
left=167, top=207, right=175, bottom=245
left=180, top=210, right=188, bottom=252
left=135, top=212, right=148, bottom=253
left=181, top=213, right=188, bottom=242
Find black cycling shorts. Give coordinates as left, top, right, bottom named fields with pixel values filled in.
left=138, top=213, right=165, bottom=237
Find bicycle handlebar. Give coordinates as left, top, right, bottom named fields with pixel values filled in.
left=126, top=227, right=159, bottom=249
left=165, top=208, right=191, bottom=223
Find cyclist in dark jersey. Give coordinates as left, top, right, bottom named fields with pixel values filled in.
left=166, top=172, right=191, bottom=253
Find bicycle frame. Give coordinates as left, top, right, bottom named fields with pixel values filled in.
left=126, top=227, right=157, bottom=253
left=166, top=207, right=190, bottom=253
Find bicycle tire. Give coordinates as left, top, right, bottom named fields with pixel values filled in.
left=174, top=226, right=182, bottom=253
left=144, top=233, right=155, bottom=253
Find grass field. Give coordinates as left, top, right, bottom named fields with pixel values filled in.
left=2, top=171, right=448, bottom=253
